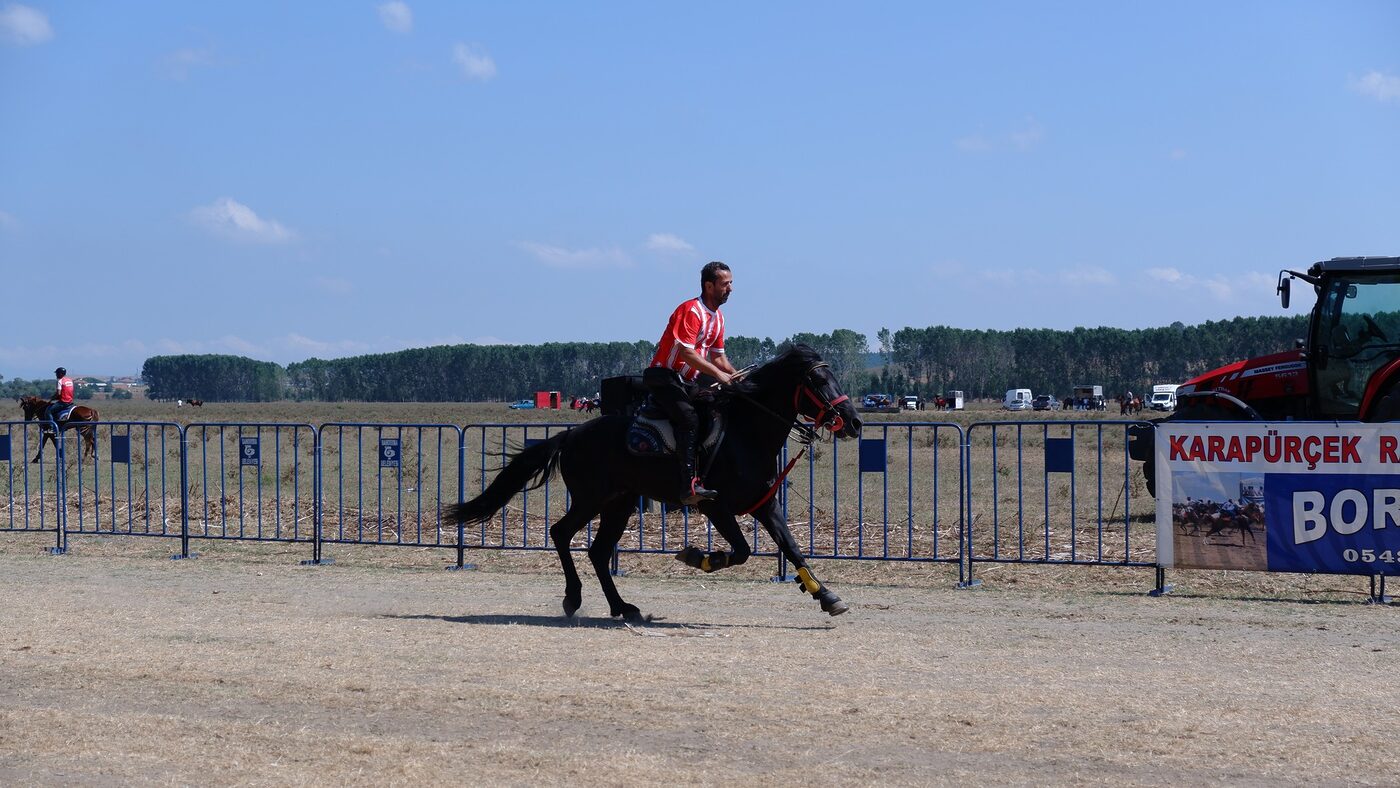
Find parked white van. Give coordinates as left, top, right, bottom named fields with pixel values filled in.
left=1150, top=384, right=1179, bottom=411
left=1003, top=388, right=1033, bottom=411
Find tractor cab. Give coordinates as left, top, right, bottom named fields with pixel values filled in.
left=1132, top=256, right=1400, bottom=495
left=1170, top=256, right=1400, bottom=422
left=1290, top=258, right=1400, bottom=420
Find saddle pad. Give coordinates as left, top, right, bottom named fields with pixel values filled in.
left=625, top=412, right=724, bottom=458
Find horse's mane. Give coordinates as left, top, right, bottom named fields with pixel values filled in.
left=729, top=344, right=821, bottom=397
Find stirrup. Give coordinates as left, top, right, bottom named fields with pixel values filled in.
left=681, top=477, right=718, bottom=505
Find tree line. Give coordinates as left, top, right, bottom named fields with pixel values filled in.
left=134, top=315, right=1308, bottom=403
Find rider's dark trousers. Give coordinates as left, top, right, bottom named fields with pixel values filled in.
left=642, top=367, right=700, bottom=476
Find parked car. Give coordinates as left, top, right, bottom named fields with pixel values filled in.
left=900, top=394, right=923, bottom=411
left=1032, top=394, right=1061, bottom=411
left=1003, top=389, right=1033, bottom=411
left=507, top=399, right=535, bottom=409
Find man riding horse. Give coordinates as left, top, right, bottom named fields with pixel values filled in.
left=47, top=367, right=75, bottom=423
left=644, top=261, right=737, bottom=505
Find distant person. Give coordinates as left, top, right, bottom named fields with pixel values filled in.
left=645, top=261, right=737, bottom=505
left=46, top=367, right=74, bottom=423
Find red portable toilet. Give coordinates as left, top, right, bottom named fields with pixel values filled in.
left=534, top=390, right=562, bottom=409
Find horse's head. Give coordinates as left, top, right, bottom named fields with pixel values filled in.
left=781, top=345, right=862, bottom=439
left=17, top=395, right=45, bottom=421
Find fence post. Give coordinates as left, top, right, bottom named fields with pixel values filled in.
left=174, top=424, right=193, bottom=559
left=49, top=419, right=67, bottom=556
left=957, top=431, right=979, bottom=589
left=301, top=431, right=330, bottom=566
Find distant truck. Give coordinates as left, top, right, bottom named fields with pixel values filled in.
left=1149, top=384, right=1179, bottom=411
left=900, top=394, right=923, bottom=411
left=1071, top=385, right=1105, bottom=411
left=1003, top=388, right=1033, bottom=411
left=860, top=393, right=901, bottom=413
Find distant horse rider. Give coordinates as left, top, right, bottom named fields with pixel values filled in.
left=46, top=367, right=75, bottom=424
left=645, top=261, right=737, bottom=505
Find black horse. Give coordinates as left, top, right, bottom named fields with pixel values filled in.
left=442, top=345, right=862, bottom=620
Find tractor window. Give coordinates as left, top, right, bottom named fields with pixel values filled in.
left=1315, top=276, right=1400, bottom=417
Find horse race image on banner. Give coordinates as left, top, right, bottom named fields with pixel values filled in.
left=1155, top=422, right=1400, bottom=575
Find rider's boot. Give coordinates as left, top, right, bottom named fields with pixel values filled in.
left=676, top=427, right=717, bottom=505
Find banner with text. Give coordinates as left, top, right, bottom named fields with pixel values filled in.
left=1155, top=422, right=1400, bottom=575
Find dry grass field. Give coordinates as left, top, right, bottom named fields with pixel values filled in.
left=3, top=398, right=1397, bottom=783
left=1, top=532, right=1397, bottom=786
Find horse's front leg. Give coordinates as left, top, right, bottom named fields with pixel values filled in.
left=30, top=428, right=54, bottom=464
left=674, top=506, right=750, bottom=573
left=550, top=507, right=595, bottom=618
left=753, top=501, right=847, bottom=616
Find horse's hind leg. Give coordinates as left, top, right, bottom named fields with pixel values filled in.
left=588, top=499, right=642, bottom=620
left=551, top=506, right=597, bottom=618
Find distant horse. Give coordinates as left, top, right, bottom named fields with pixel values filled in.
left=18, top=395, right=100, bottom=464
left=188, top=399, right=203, bottom=407
left=1118, top=394, right=1143, bottom=415
left=443, top=345, right=862, bottom=621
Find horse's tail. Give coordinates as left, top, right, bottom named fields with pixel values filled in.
left=442, top=431, right=568, bottom=526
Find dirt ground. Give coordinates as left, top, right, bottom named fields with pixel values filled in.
left=2, top=535, right=1398, bottom=786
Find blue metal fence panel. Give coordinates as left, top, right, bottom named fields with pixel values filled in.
left=0, top=421, right=59, bottom=538
left=965, top=420, right=1154, bottom=574
left=318, top=423, right=463, bottom=547
left=183, top=423, right=318, bottom=543
left=59, top=421, right=184, bottom=540
left=462, top=423, right=579, bottom=551
left=825, top=422, right=965, bottom=565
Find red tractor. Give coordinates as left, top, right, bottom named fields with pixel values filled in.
left=1130, top=255, right=1400, bottom=494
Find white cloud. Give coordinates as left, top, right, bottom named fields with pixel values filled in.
left=453, top=42, right=496, bottom=82
left=645, top=233, right=695, bottom=253
left=0, top=4, right=52, bottom=46
left=954, top=135, right=994, bottom=153
left=160, top=47, right=216, bottom=80
left=1008, top=118, right=1044, bottom=152
left=0, top=208, right=16, bottom=229
left=1169, top=148, right=1188, bottom=161
left=516, top=241, right=632, bottom=269
left=190, top=198, right=295, bottom=243
left=1146, top=267, right=1184, bottom=284
left=1144, top=267, right=1273, bottom=302
left=1062, top=266, right=1115, bottom=286
left=377, top=2, right=412, bottom=34
left=1352, top=70, right=1400, bottom=103
left=956, top=117, right=1044, bottom=153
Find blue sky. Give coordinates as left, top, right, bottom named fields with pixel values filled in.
left=2, top=1, right=1398, bottom=379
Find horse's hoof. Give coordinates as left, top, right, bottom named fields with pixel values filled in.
left=675, top=546, right=705, bottom=569
left=611, top=604, right=642, bottom=621
left=817, top=589, right=848, bottom=616
left=563, top=595, right=581, bottom=618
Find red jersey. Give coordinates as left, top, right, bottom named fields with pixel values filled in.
left=56, top=377, right=74, bottom=404
left=650, top=297, right=726, bottom=382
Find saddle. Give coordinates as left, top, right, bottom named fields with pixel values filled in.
left=626, top=405, right=725, bottom=460
left=51, top=405, right=75, bottom=423
left=600, top=375, right=725, bottom=460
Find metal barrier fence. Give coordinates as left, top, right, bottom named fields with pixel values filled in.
left=2, top=418, right=1158, bottom=586
left=183, top=422, right=318, bottom=554
left=964, top=420, right=1159, bottom=588
left=319, top=423, right=464, bottom=564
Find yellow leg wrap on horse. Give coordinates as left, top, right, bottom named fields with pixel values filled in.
left=797, top=567, right=821, bottom=594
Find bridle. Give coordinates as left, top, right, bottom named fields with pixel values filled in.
left=792, top=362, right=849, bottom=438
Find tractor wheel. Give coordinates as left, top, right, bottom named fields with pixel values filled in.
left=1370, top=387, right=1400, bottom=422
